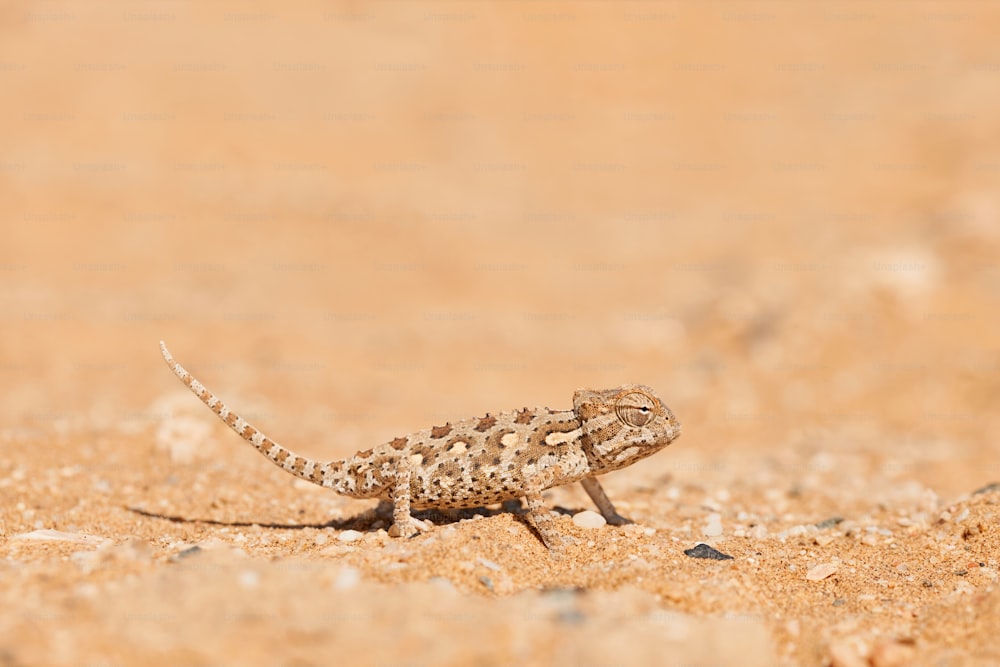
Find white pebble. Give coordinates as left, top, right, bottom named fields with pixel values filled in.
left=238, top=569, right=260, bottom=589
left=814, top=534, right=835, bottom=547
left=338, top=530, right=363, bottom=543
left=477, top=557, right=502, bottom=571
left=806, top=562, right=838, bottom=581
left=334, top=567, right=361, bottom=590
left=12, top=529, right=110, bottom=546
left=573, top=510, right=607, bottom=529
left=703, top=513, right=723, bottom=537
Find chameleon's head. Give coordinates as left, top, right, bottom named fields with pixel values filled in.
left=573, top=384, right=681, bottom=473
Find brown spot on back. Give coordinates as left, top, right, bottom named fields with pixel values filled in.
left=486, top=428, right=515, bottom=451
left=390, top=436, right=408, bottom=450
left=475, top=414, right=497, bottom=432
left=356, top=448, right=373, bottom=459
left=274, top=449, right=290, bottom=465
left=292, top=457, right=306, bottom=474
left=310, top=465, right=324, bottom=482
left=515, top=408, right=534, bottom=424
left=431, top=423, right=453, bottom=438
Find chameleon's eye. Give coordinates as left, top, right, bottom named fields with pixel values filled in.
left=615, top=392, right=656, bottom=427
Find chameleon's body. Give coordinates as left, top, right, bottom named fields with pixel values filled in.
left=160, top=342, right=681, bottom=550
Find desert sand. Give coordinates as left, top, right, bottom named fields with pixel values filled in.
left=2, top=2, right=1000, bottom=666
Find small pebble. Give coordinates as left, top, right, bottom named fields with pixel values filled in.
left=816, top=517, right=844, bottom=530
left=806, top=562, right=838, bottom=581
left=12, top=529, right=109, bottom=546
left=572, top=510, right=607, bottom=529
left=870, top=640, right=915, bottom=667
left=334, top=567, right=361, bottom=590
left=173, top=545, right=202, bottom=561
left=702, top=512, right=723, bottom=537
left=683, top=543, right=734, bottom=560
left=814, top=534, right=835, bottom=547
left=477, top=557, right=502, bottom=572
left=238, top=569, right=260, bottom=589
left=338, top=530, right=363, bottom=543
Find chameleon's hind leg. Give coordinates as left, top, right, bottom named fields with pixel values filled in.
left=386, top=460, right=419, bottom=538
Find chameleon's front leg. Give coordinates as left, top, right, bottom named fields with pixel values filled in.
left=580, top=476, right=631, bottom=526
left=522, top=465, right=575, bottom=554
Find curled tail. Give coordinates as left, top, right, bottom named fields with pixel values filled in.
left=159, top=341, right=343, bottom=488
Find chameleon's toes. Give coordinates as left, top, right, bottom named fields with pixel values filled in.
left=389, top=517, right=431, bottom=538
left=388, top=521, right=419, bottom=538
left=541, top=532, right=577, bottom=556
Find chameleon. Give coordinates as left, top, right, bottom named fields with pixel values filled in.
left=159, top=341, right=682, bottom=551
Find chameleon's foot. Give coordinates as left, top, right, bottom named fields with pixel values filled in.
left=604, top=512, right=633, bottom=526
left=580, top=476, right=634, bottom=527
left=388, top=516, right=430, bottom=538
left=388, top=519, right=419, bottom=538
left=524, top=504, right=577, bottom=554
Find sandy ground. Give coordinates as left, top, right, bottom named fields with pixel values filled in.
left=2, top=2, right=1000, bottom=665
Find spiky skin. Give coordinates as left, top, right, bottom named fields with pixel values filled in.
left=159, top=341, right=682, bottom=551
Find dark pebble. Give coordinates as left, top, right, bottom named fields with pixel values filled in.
left=479, top=576, right=494, bottom=591
left=955, top=569, right=968, bottom=576
left=833, top=598, right=845, bottom=606
left=557, top=609, right=586, bottom=625
left=684, top=543, right=734, bottom=560
left=815, top=517, right=844, bottom=530
left=175, top=545, right=202, bottom=560
left=973, top=482, right=1000, bottom=496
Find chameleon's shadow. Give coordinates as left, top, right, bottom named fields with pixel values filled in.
left=125, top=503, right=571, bottom=532
left=125, top=505, right=353, bottom=530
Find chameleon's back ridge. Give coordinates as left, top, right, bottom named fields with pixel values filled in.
left=159, top=341, right=681, bottom=552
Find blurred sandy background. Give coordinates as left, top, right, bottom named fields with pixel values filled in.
left=2, top=2, right=1000, bottom=666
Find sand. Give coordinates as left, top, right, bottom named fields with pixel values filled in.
left=2, top=2, right=1000, bottom=665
